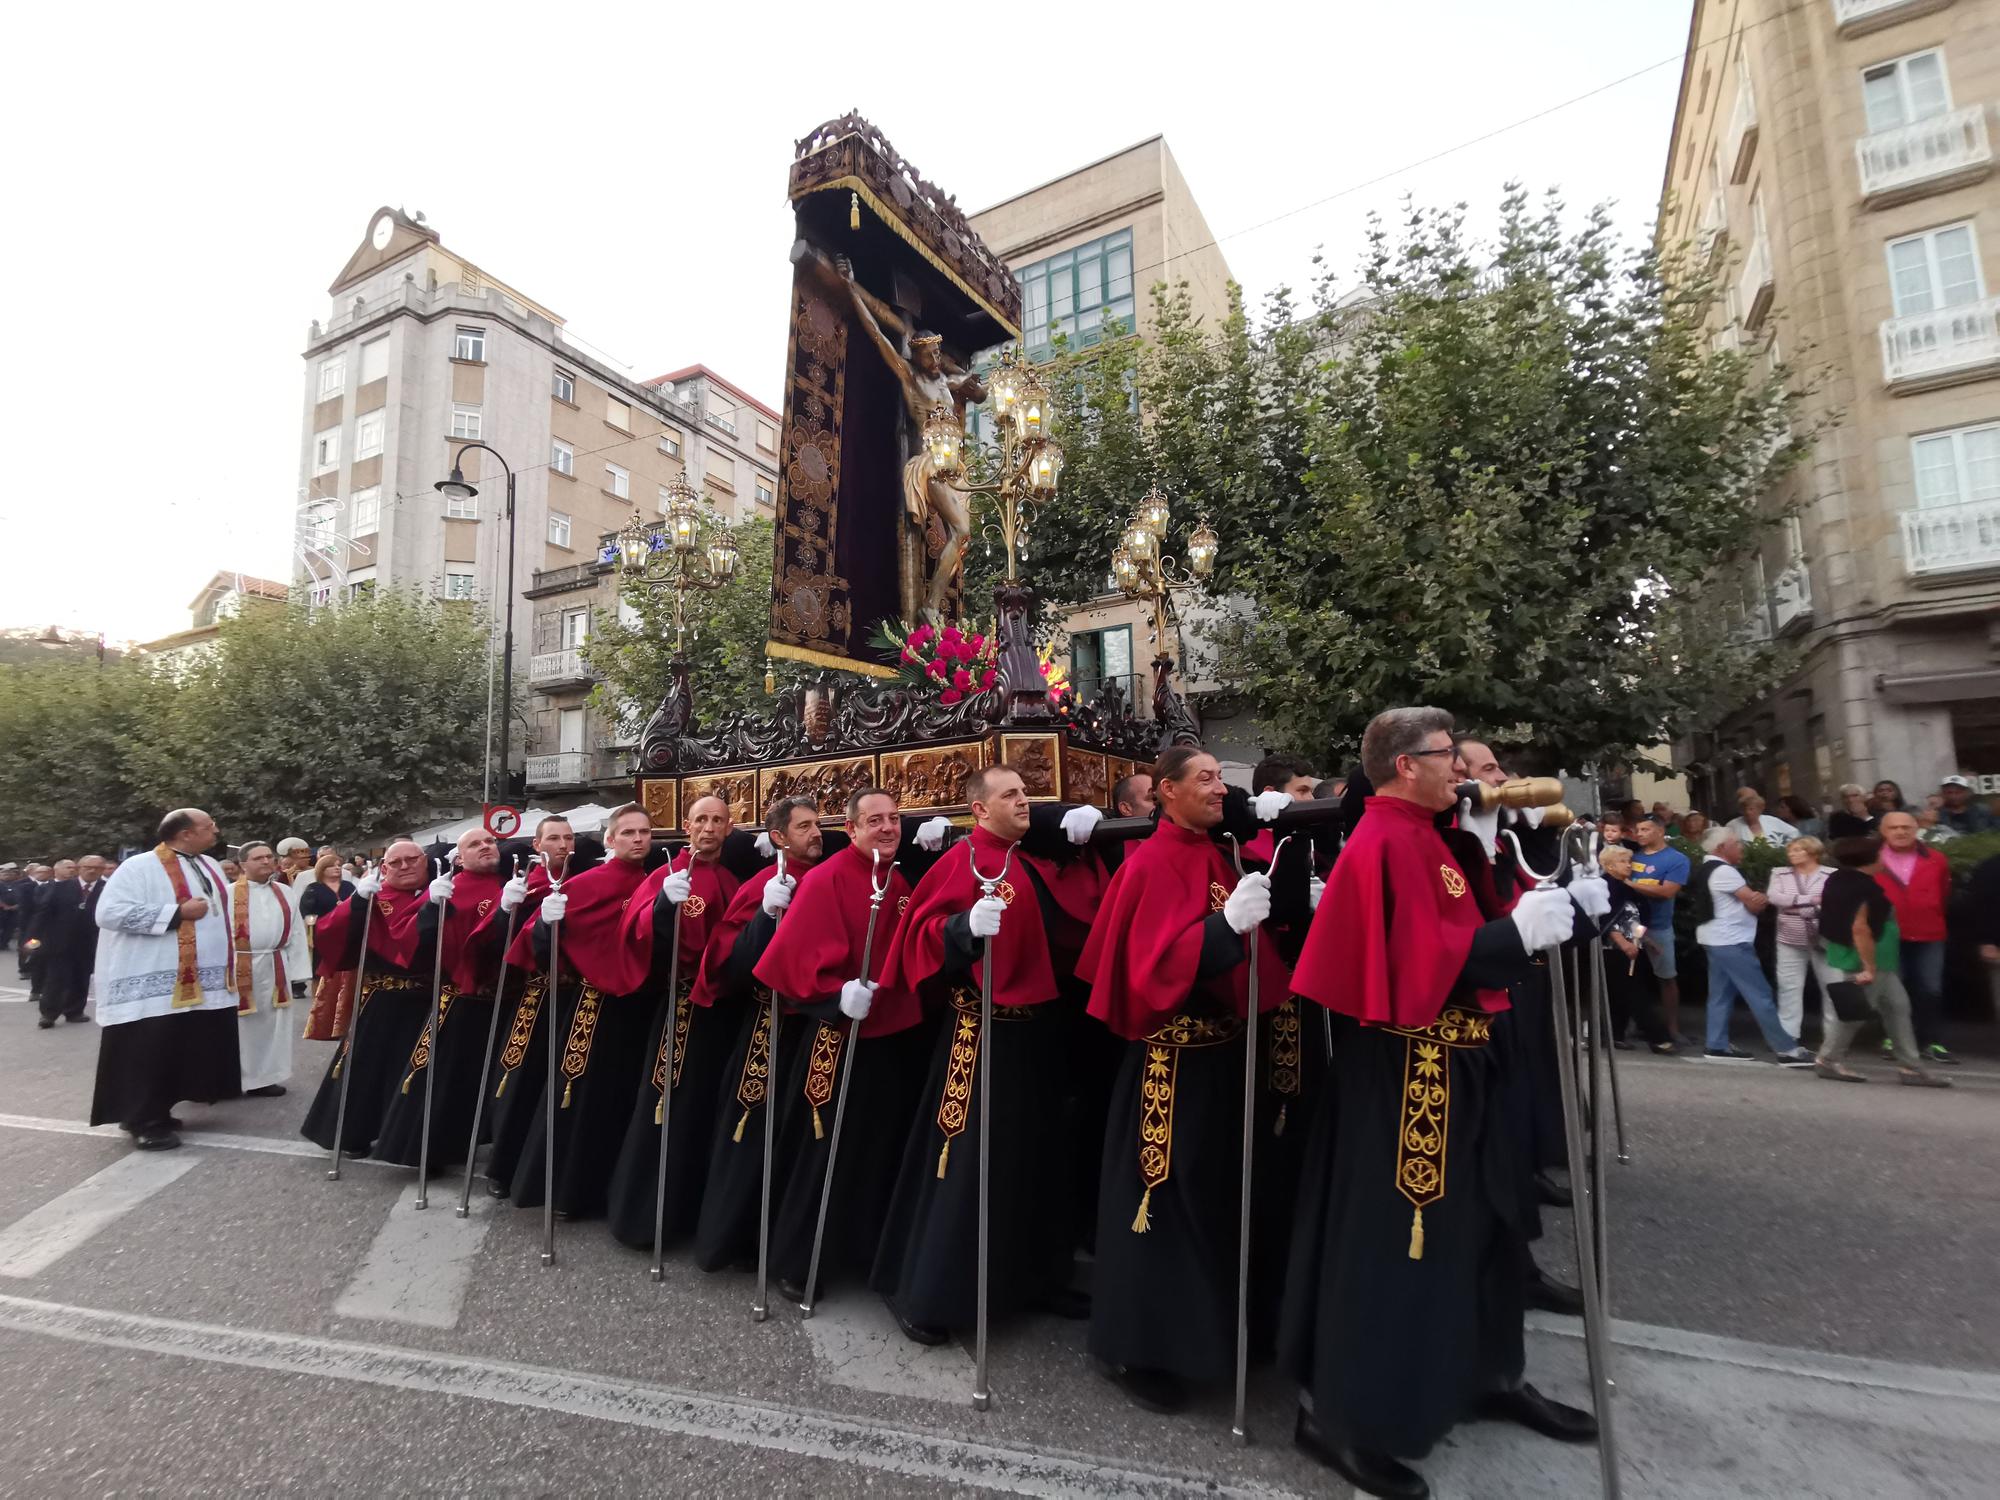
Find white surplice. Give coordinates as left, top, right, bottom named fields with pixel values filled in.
left=92, top=850, right=236, bottom=1025
left=237, top=877, right=310, bottom=1090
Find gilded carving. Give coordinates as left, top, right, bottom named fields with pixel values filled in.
left=638, top=778, right=678, bottom=830
left=999, top=734, right=1060, bottom=798
left=681, top=771, right=756, bottom=828
left=1063, top=747, right=1109, bottom=809
left=760, top=756, right=878, bottom=813
left=880, top=743, right=985, bottom=809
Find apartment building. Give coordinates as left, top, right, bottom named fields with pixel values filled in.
left=296, top=208, right=780, bottom=803
left=1660, top=0, right=2000, bottom=808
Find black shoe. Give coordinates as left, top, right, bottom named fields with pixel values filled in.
left=244, top=1084, right=288, bottom=1098
left=62, top=1011, right=86, bottom=1023
left=1102, top=1363, right=1187, bottom=1415
left=1293, top=1409, right=1428, bottom=1498
left=1038, top=1283, right=1092, bottom=1320
left=887, top=1301, right=948, bottom=1346
left=1611, top=1039, right=1636, bottom=1051
left=778, top=1276, right=807, bottom=1305
left=36, top=1017, right=54, bottom=1029
left=486, top=1177, right=508, bottom=1198
left=1704, top=1047, right=1755, bottom=1063
left=1533, top=1171, right=1572, bottom=1208
left=133, top=1128, right=182, bottom=1152
left=1525, top=1269, right=1586, bottom=1317
left=1477, top=1382, right=1598, bottom=1443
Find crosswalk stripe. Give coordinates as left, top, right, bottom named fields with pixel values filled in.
left=0, top=1113, right=394, bottom=1167
left=333, top=1179, right=495, bottom=1329
left=0, top=1152, right=201, bottom=1277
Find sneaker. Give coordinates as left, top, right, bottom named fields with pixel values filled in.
left=1925, top=1045, right=1960, bottom=1067
left=1881, top=1038, right=1895, bottom=1057
left=1776, top=1048, right=1816, bottom=1069
left=1704, top=1047, right=1756, bottom=1063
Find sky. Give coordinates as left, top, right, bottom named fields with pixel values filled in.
left=1, top=1, right=1691, bottom=646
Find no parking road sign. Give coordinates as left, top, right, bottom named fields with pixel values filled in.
left=483, top=804, right=522, bottom=838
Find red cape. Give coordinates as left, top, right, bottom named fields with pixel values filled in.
left=617, top=850, right=741, bottom=1003
left=1292, top=794, right=1509, bottom=1028
left=494, top=864, right=558, bottom=971
left=538, top=855, right=649, bottom=994
left=752, top=843, right=917, bottom=1038
left=440, top=869, right=505, bottom=993
left=689, top=861, right=817, bottom=1007
left=314, top=882, right=429, bottom=972
left=880, top=824, right=1101, bottom=1008
left=1077, top=819, right=1290, bottom=1040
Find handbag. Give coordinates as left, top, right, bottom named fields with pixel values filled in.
left=1825, top=980, right=1873, bottom=1024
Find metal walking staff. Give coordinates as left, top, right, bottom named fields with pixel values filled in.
left=966, top=837, right=1018, bottom=1413
left=458, top=853, right=526, bottom=1217
left=650, top=853, right=690, bottom=1283
left=752, top=850, right=788, bottom=1323
left=541, top=853, right=573, bottom=1268
left=799, top=846, right=895, bottom=1318
left=327, top=860, right=376, bottom=1182
left=415, top=855, right=458, bottom=1209
left=1502, top=828, right=1621, bottom=1500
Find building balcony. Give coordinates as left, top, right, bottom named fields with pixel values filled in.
left=1856, top=105, right=1992, bottom=209
left=1738, top=235, right=1775, bottom=329
left=1769, top=559, right=1813, bottom=634
left=1697, top=190, right=1729, bottom=265
left=525, top=750, right=590, bottom=787
left=1831, top=0, right=1955, bottom=38
left=529, top=647, right=593, bottom=687
left=524, top=559, right=608, bottom=599
left=1879, top=296, right=2000, bottom=391
left=1726, top=80, right=1759, bottom=184
left=1902, top=498, right=2000, bottom=578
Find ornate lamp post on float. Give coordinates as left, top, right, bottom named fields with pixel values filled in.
left=1107, top=483, right=1217, bottom=740
left=612, top=475, right=742, bottom=656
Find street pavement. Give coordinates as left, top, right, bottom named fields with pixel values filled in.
left=2, top=976, right=1997, bottom=1497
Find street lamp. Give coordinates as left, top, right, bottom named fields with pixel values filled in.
left=434, top=444, right=517, bottom=805
left=1106, top=483, right=1216, bottom=671
left=612, top=475, right=740, bottom=656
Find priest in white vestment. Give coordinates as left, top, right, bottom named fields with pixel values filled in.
left=90, top=807, right=242, bottom=1150
left=231, top=841, right=311, bottom=1096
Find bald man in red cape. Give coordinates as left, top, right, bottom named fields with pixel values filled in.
left=1076, top=746, right=1291, bottom=1416
left=606, top=795, right=744, bottom=1251
left=1280, top=708, right=1595, bottom=1500
left=753, top=787, right=927, bottom=1305
left=508, top=804, right=655, bottom=1220
left=868, top=765, right=1107, bottom=1344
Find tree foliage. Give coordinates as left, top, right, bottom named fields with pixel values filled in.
left=0, top=658, right=176, bottom=855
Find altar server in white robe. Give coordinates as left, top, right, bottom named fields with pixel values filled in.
left=90, top=808, right=242, bottom=1150
left=230, top=841, right=311, bottom=1097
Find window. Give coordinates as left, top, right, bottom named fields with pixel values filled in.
left=443, top=564, right=478, bottom=601
left=1912, top=423, right=2000, bottom=512
left=558, top=706, right=586, bottom=755
left=305, top=501, right=337, bottom=554
left=1016, top=228, right=1135, bottom=358
left=313, top=427, right=341, bottom=472
left=1069, top=625, right=1133, bottom=698
left=755, top=478, right=775, bottom=507
left=318, top=357, right=346, bottom=399
left=660, top=430, right=683, bottom=459
left=454, top=326, right=486, bottom=361
left=549, top=510, right=573, bottom=548
left=705, top=391, right=737, bottom=434
left=452, top=403, right=482, bottom=439
left=551, top=439, right=574, bottom=476
left=360, top=335, right=389, bottom=385
left=1784, top=513, right=1806, bottom=563
left=606, top=462, right=629, bottom=499
left=561, top=608, right=591, bottom=649
left=553, top=367, right=576, bottom=403
left=351, top=485, right=381, bottom=536
left=756, top=420, right=778, bottom=454
left=1887, top=223, right=1983, bottom=316
left=1862, top=50, right=1949, bottom=135
left=658, top=485, right=674, bottom=512
left=347, top=567, right=377, bottom=601
left=445, top=489, right=479, bottom=520
left=355, top=410, right=384, bottom=459
left=705, top=451, right=734, bottom=489
left=606, top=396, right=631, bottom=431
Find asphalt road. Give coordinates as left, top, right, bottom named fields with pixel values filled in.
left=2, top=979, right=1997, bottom=1498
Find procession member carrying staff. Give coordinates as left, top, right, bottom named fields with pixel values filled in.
left=753, top=787, right=925, bottom=1305
left=476, top=815, right=574, bottom=1197
left=372, top=826, right=506, bottom=1170
left=606, top=796, right=743, bottom=1250
left=1076, top=746, right=1290, bottom=1416
left=692, top=796, right=824, bottom=1272
left=300, top=840, right=438, bottom=1160
left=870, top=765, right=1106, bottom=1345
left=1283, top=707, right=1596, bottom=1500
left=507, top=804, right=655, bottom=1219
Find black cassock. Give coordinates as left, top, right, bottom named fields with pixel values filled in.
left=300, top=894, right=436, bottom=1158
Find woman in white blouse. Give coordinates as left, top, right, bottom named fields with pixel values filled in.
left=1727, top=792, right=1798, bottom=847
left=1768, top=835, right=1836, bottom=1043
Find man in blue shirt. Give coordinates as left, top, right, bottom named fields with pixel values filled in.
left=1627, top=815, right=1691, bottom=1046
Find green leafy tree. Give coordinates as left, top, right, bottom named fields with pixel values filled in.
left=0, top=659, right=176, bottom=854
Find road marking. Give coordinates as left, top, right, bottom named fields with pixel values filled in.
left=0, top=1113, right=394, bottom=1167
left=0, top=1152, right=200, bottom=1277
left=333, top=1180, right=494, bottom=1329
left=0, top=1294, right=1294, bottom=1499
left=798, top=1288, right=975, bottom=1401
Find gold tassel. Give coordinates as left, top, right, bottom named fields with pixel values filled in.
left=562, top=1078, right=574, bottom=1109
left=495, top=1072, right=508, bottom=1097
left=1408, top=1206, right=1425, bottom=1261
left=1273, top=1103, right=1287, bottom=1138
left=733, top=1110, right=748, bottom=1143
left=813, top=1105, right=825, bottom=1140
left=936, top=1139, right=950, bottom=1179
left=1131, top=1186, right=1153, bottom=1234
left=331, top=1054, right=343, bottom=1079
left=850, top=191, right=860, bottom=230
left=401, top=1072, right=413, bottom=1095
left=764, top=664, right=775, bottom=695
left=655, top=1095, right=664, bottom=1125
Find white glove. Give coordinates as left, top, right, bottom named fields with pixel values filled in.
left=428, top=873, right=455, bottom=906
left=968, top=895, right=1005, bottom=938
left=754, top=830, right=774, bottom=858
left=1253, top=789, right=1292, bottom=823
left=500, top=874, right=529, bottom=912
left=1567, top=875, right=1611, bottom=920
left=660, top=869, right=693, bottom=905
left=1061, top=805, right=1103, bottom=845
left=839, top=978, right=876, bottom=1020
left=541, top=891, right=569, bottom=924
left=761, top=875, right=794, bottom=917
left=1308, top=875, right=1325, bottom=912
left=353, top=869, right=382, bottom=899
left=915, top=816, right=951, bottom=852
left=1223, top=871, right=1272, bottom=934
left=1510, top=888, right=1572, bottom=952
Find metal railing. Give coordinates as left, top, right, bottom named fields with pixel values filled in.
left=1857, top=105, right=1992, bottom=203
left=1769, top=559, right=1813, bottom=632
left=529, top=648, right=592, bottom=685
left=1880, top=296, right=2000, bottom=386
left=1902, top=498, right=2000, bottom=575
left=1833, top=0, right=1953, bottom=31
left=525, top=751, right=589, bottom=786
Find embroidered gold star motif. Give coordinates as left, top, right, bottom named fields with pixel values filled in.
left=1440, top=865, right=1467, bottom=899
left=1209, top=881, right=1229, bottom=913
left=683, top=893, right=707, bottom=918
left=898, top=895, right=911, bottom=915
left=993, top=879, right=1016, bottom=907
